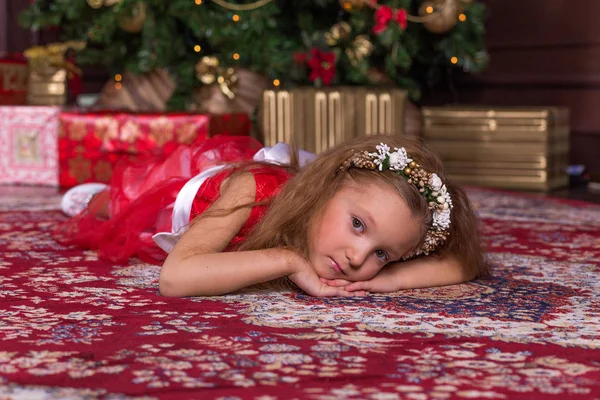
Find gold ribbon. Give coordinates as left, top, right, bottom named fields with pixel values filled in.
left=325, top=22, right=351, bottom=46
left=195, top=56, right=238, bottom=99
left=210, top=0, right=273, bottom=11
left=345, top=35, right=374, bottom=65
left=23, top=41, right=86, bottom=73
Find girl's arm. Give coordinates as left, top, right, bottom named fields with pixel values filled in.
left=159, top=172, right=355, bottom=298
left=321, top=253, right=476, bottom=293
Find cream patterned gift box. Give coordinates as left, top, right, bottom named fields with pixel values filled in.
left=0, top=106, right=60, bottom=186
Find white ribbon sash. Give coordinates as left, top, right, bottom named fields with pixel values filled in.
left=152, top=143, right=315, bottom=253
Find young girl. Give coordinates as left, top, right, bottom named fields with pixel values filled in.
left=57, top=135, right=488, bottom=297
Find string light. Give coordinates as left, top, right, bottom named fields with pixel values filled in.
left=425, top=6, right=434, bottom=13
left=194, top=45, right=201, bottom=52
left=195, top=0, right=202, bottom=4
left=232, top=53, right=240, bottom=60
left=114, top=74, right=122, bottom=82
left=458, top=13, right=467, bottom=22
left=450, top=56, right=458, bottom=64
left=115, top=82, right=122, bottom=90
left=232, top=14, right=240, bottom=21
left=273, top=79, right=280, bottom=87
left=342, top=2, right=352, bottom=11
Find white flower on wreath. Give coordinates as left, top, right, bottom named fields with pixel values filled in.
left=370, top=143, right=391, bottom=170
left=429, top=173, right=443, bottom=191
left=433, top=209, right=451, bottom=230
left=437, top=185, right=453, bottom=209
left=388, top=147, right=411, bottom=171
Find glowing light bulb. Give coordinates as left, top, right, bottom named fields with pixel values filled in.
left=194, top=45, right=201, bottom=52
left=273, top=79, right=280, bottom=87
left=459, top=13, right=467, bottom=22
left=233, top=53, right=240, bottom=60
left=232, top=14, right=240, bottom=22
left=450, top=56, right=458, bottom=64
left=115, top=74, right=122, bottom=82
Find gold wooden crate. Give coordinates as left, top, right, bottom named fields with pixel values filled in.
left=259, top=87, right=408, bottom=154
left=422, top=107, right=569, bottom=141
left=422, top=106, right=570, bottom=191
left=27, top=67, right=67, bottom=106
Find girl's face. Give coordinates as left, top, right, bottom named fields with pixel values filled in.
left=307, top=179, right=423, bottom=281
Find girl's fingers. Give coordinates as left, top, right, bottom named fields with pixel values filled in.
left=335, top=288, right=369, bottom=297
left=344, top=281, right=369, bottom=291
left=320, top=278, right=352, bottom=287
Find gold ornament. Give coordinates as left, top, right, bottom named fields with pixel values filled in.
left=195, top=56, right=238, bottom=99
left=325, top=22, right=351, bottom=46
left=419, top=0, right=459, bottom=34
left=86, top=0, right=103, bottom=9
left=345, top=35, right=373, bottom=65
left=119, top=2, right=147, bottom=33
left=339, top=0, right=368, bottom=11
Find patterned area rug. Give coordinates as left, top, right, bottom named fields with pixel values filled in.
left=1, top=186, right=599, bottom=400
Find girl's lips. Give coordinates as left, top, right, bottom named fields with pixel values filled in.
left=329, top=258, right=345, bottom=274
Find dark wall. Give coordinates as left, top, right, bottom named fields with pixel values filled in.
left=424, top=0, right=600, bottom=174
left=0, top=0, right=107, bottom=93
left=1, top=0, right=47, bottom=53
left=3, top=0, right=599, bottom=173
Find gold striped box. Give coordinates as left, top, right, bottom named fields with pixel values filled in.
left=422, top=107, right=570, bottom=191
left=27, top=67, right=67, bottom=106
left=258, top=87, right=408, bottom=154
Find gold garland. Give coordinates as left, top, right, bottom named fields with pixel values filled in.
left=362, top=0, right=460, bottom=23
left=210, top=0, right=273, bottom=11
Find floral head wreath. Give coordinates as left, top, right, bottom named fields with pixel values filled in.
left=339, top=143, right=453, bottom=258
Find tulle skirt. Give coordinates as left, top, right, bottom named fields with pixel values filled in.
left=53, top=135, right=263, bottom=265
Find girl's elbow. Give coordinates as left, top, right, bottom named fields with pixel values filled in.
left=158, top=277, right=179, bottom=297
left=158, top=268, right=185, bottom=297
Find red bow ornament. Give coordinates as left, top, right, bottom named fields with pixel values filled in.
left=373, top=6, right=408, bottom=34
left=307, top=48, right=336, bottom=86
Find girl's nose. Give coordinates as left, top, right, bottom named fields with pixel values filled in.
left=346, top=244, right=370, bottom=269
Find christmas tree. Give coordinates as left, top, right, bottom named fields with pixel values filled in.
left=20, top=0, right=488, bottom=110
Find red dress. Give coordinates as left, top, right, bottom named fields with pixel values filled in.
left=54, top=136, right=292, bottom=265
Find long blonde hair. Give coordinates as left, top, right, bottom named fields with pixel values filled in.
left=234, top=135, right=489, bottom=279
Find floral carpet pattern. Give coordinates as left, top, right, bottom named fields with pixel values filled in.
left=1, top=186, right=599, bottom=399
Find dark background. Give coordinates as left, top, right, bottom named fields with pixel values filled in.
left=2, top=0, right=598, bottom=175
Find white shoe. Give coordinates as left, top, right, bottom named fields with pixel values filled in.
left=61, top=183, right=108, bottom=217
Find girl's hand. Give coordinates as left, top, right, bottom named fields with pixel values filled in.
left=288, top=256, right=367, bottom=297
left=320, top=266, right=401, bottom=294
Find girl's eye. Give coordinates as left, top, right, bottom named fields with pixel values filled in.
left=352, top=217, right=364, bottom=231
left=375, top=249, right=389, bottom=262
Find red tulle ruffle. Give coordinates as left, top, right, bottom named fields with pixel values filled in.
left=53, top=136, right=263, bottom=265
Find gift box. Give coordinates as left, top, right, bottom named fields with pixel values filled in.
left=209, top=113, right=252, bottom=137
left=259, top=87, right=408, bottom=154
left=58, top=112, right=251, bottom=188
left=422, top=107, right=570, bottom=191
left=0, top=55, right=29, bottom=105
left=0, top=106, right=60, bottom=186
